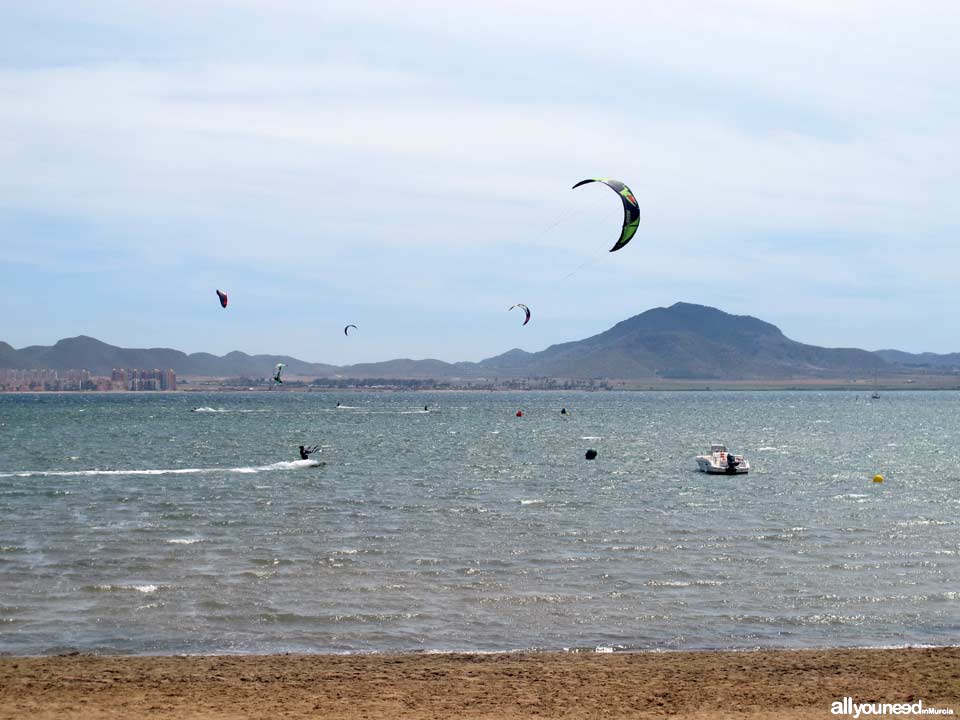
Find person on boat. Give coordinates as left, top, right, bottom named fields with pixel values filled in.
left=725, top=451, right=740, bottom=474
left=298, top=445, right=319, bottom=460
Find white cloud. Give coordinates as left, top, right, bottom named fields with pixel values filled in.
left=1, top=0, right=958, bottom=356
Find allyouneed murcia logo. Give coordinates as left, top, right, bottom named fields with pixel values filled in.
left=832, top=697, right=955, bottom=717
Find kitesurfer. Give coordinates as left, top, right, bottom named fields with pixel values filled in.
left=560, top=408, right=567, bottom=415
left=298, top=445, right=319, bottom=460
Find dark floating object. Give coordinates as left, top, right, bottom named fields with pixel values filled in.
left=585, top=449, right=598, bottom=460
left=216, top=289, right=228, bottom=308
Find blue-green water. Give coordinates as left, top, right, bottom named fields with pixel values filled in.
left=0, top=391, right=957, bottom=655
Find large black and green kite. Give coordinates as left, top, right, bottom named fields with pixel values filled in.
left=572, top=178, right=640, bottom=252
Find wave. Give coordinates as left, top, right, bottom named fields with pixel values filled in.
left=192, top=407, right=272, bottom=413
left=87, top=584, right=161, bottom=594
left=0, top=459, right=323, bottom=478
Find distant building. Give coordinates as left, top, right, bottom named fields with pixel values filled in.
left=0, top=367, right=176, bottom=392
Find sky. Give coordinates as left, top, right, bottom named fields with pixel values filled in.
left=1, top=0, right=958, bottom=364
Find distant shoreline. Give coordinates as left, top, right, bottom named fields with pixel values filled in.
left=2, top=381, right=960, bottom=395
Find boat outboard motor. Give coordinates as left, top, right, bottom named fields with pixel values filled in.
left=725, top=452, right=740, bottom=474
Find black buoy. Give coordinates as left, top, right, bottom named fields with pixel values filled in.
left=585, top=449, right=598, bottom=460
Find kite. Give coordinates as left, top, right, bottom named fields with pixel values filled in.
left=273, top=363, right=285, bottom=384
left=572, top=178, right=640, bottom=252
left=510, top=304, right=531, bottom=326
left=344, top=324, right=358, bottom=336
left=216, top=289, right=228, bottom=308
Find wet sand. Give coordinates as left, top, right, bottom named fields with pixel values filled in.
left=0, top=648, right=957, bottom=719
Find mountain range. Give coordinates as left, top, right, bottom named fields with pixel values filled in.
left=1, top=303, right=957, bottom=381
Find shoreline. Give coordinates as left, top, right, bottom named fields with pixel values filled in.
left=5, top=641, right=959, bottom=657
left=2, top=647, right=957, bottom=719
left=3, top=382, right=960, bottom=394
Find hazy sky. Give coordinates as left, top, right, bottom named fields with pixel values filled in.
left=2, top=1, right=958, bottom=363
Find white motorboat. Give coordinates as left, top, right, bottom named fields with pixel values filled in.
left=695, top=443, right=749, bottom=474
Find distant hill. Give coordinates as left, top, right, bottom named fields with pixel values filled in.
left=476, top=303, right=886, bottom=380
left=0, top=335, right=339, bottom=378
left=874, top=349, right=960, bottom=370
left=0, top=303, right=953, bottom=381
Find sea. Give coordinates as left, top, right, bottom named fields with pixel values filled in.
left=0, top=390, right=957, bottom=655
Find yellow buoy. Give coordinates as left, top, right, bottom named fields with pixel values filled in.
left=873, top=474, right=884, bottom=483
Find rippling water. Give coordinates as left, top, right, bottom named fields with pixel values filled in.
left=0, top=391, right=957, bottom=655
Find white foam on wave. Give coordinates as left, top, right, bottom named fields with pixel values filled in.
left=92, top=584, right=159, bottom=593
left=166, top=538, right=202, bottom=545
left=0, top=459, right=322, bottom=478
left=192, top=407, right=272, bottom=413
left=580, top=436, right=603, bottom=440
left=896, top=518, right=947, bottom=527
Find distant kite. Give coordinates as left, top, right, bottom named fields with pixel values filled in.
left=216, top=289, right=228, bottom=308
left=572, top=178, right=640, bottom=252
left=273, top=363, right=285, bottom=384
left=510, top=304, right=531, bottom=326
left=344, top=324, right=358, bottom=336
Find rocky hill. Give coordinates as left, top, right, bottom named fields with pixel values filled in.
left=2, top=303, right=947, bottom=381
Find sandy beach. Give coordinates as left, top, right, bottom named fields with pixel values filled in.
left=1, top=648, right=957, bottom=719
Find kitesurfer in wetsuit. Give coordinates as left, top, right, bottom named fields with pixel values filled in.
left=298, top=445, right=319, bottom=460
left=725, top=451, right=740, bottom=474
